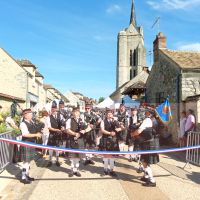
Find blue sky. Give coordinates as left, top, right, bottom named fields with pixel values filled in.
left=0, top=0, right=200, bottom=100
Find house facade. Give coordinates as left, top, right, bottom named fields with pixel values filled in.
left=146, top=32, right=200, bottom=141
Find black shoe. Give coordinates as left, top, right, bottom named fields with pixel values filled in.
left=110, top=171, right=117, bottom=177
left=101, top=170, right=108, bottom=176
left=83, top=160, right=89, bottom=166
left=140, top=177, right=149, bottom=182
left=74, top=171, right=81, bottom=177
left=26, top=175, right=35, bottom=181
left=56, top=161, right=60, bottom=167
left=133, top=158, right=139, bottom=162
left=136, top=168, right=143, bottom=174
left=20, top=178, right=31, bottom=184
left=47, top=161, right=52, bottom=167
left=68, top=171, right=74, bottom=177
left=142, top=181, right=156, bottom=187
left=88, top=160, right=95, bottom=165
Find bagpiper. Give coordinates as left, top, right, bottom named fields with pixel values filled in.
left=99, top=109, right=124, bottom=177
left=47, top=101, right=63, bottom=167
left=116, top=104, right=128, bottom=151
left=132, top=110, right=159, bottom=187
left=66, top=107, right=91, bottom=177
left=19, top=109, right=42, bottom=184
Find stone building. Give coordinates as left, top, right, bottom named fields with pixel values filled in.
left=44, top=84, right=68, bottom=104
left=0, top=48, right=27, bottom=112
left=0, top=48, right=68, bottom=113
left=116, top=0, right=146, bottom=89
left=146, top=32, right=200, bottom=141
left=64, top=91, right=85, bottom=112
left=16, top=60, right=46, bottom=111
left=110, top=0, right=147, bottom=101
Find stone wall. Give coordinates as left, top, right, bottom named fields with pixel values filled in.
left=182, top=72, right=200, bottom=101
left=0, top=48, right=27, bottom=111
left=146, top=51, right=181, bottom=142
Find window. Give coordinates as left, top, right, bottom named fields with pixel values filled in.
left=133, top=49, right=137, bottom=66
left=130, top=69, right=132, bottom=80
left=130, top=50, right=133, bottom=66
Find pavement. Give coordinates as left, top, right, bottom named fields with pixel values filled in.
left=0, top=151, right=200, bottom=200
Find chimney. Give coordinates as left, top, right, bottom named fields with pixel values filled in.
left=153, top=32, right=167, bottom=63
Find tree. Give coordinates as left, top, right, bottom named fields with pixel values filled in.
left=98, top=97, right=105, bottom=103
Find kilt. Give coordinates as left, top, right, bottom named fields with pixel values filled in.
left=48, top=132, right=61, bottom=146
left=117, top=130, right=127, bottom=142
left=99, top=136, right=119, bottom=151
left=66, top=137, right=85, bottom=158
left=140, top=137, right=160, bottom=165
left=83, top=130, right=96, bottom=149
left=20, top=146, right=36, bottom=162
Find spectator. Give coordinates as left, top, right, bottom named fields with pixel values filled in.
left=5, top=115, right=18, bottom=129
left=178, top=111, right=186, bottom=147
left=40, top=110, right=50, bottom=158
left=184, top=109, right=196, bottom=145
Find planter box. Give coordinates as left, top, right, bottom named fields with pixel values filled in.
left=0, top=131, right=15, bottom=172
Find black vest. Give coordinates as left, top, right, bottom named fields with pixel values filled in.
left=70, top=118, right=82, bottom=132
left=22, top=120, right=37, bottom=142
left=117, top=111, right=128, bottom=126
left=50, top=114, right=60, bottom=129
left=104, top=119, right=116, bottom=132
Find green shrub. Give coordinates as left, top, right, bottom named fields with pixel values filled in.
left=0, top=123, right=8, bottom=134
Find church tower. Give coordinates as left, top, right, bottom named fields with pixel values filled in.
left=116, top=0, right=146, bottom=89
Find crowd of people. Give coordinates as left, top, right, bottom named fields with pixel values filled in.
left=13, top=101, right=161, bottom=187
left=1, top=100, right=196, bottom=187
left=178, top=109, right=196, bottom=147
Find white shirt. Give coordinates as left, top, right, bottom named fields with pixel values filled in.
left=185, top=114, right=195, bottom=132
left=66, top=118, right=72, bottom=129
left=139, top=118, right=152, bottom=130
left=20, top=120, right=31, bottom=136
left=179, top=117, right=186, bottom=137
left=5, top=116, right=16, bottom=129
left=40, top=116, right=51, bottom=135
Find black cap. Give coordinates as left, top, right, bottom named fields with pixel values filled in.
left=22, top=108, right=32, bottom=115
left=51, top=101, right=57, bottom=108
left=59, top=99, right=64, bottom=105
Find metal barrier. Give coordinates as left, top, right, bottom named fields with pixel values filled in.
left=0, top=131, right=14, bottom=172
left=185, top=131, right=200, bottom=166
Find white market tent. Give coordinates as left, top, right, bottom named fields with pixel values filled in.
left=96, top=97, right=114, bottom=109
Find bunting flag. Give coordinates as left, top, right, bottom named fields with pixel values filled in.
left=155, top=97, right=172, bottom=124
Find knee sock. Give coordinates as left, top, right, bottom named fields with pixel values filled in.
left=56, top=151, right=59, bottom=162
left=25, top=162, right=30, bottom=176
left=119, top=142, right=125, bottom=151
left=74, top=159, right=80, bottom=171
left=86, top=153, right=93, bottom=160
left=71, top=159, right=80, bottom=172
left=22, top=162, right=30, bottom=179
left=128, top=146, right=135, bottom=158
left=103, top=158, right=109, bottom=171
left=109, top=158, right=115, bottom=171
left=145, top=166, right=155, bottom=183
left=49, top=150, right=53, bottom=161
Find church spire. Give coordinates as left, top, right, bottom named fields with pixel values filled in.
left=130, top=0, right=137, bottom=26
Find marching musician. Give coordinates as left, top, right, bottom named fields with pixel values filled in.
left=19, top=109, right=42, bottom=184
left=116, top=104, right=128, bottom=151
left=47, top=101, right=63, bottom=167
left=66, top=107, right=91, bottom=177
left=100, top=109, right=124, bottom=177
left=132, top=110, right=159, bottom=187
